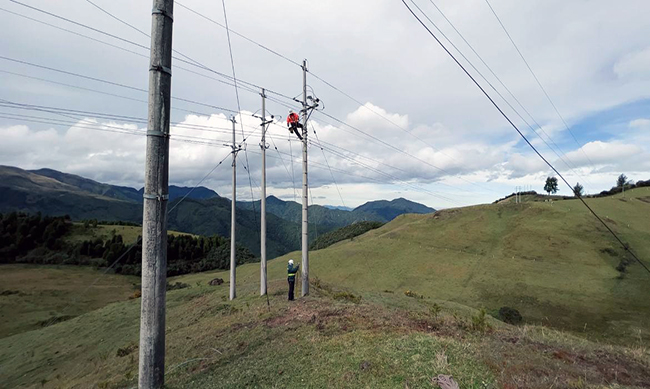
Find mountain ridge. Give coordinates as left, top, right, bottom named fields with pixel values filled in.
left=0, top=165, right=436, bottom=256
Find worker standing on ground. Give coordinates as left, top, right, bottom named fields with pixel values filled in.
left=287, top=259, right=300, bottom=301
left=287, top=110, right=303, bottom=141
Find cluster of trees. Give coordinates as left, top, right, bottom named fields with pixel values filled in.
left=544, top=174, right=650, bottom=198
left=0, top=212, right=71, bottom=262
left=0, top=212, right=256, bottom=276
left=82, top=219, right=140, bottom=228
left=76, top=233, right=256, bottom=276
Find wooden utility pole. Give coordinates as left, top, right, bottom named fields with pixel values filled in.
left=301, top=59, right=309, bottom=297
left=230, top=115, right=237, bottom=301
left=260, top=89, right=268, bottom=296
left=139, top=0, right=173, bottom=387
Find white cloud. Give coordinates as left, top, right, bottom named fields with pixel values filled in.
left=629, top=118, right=650, bottom=129
left=614, top=46, right=650, bottom=80
left=2, top=0, right=650, bottom=207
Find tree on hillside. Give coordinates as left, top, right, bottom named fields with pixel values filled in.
left=617, top=174, right=628, bottom=188
left=544, top=177, right=558, bottom=195
left=573, top=182, right=584, bottom=197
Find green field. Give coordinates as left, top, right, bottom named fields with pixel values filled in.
left=0, top=265, right=138, bottom=339
left=1, top=189, right=649, bottom=387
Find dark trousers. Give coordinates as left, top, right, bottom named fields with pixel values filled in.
left=289, top=123, right=303, bottom=140
left=288, top=278, right=295, bottom=300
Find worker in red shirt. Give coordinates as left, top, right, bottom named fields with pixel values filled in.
left=287, top=110, right=303, bottom=141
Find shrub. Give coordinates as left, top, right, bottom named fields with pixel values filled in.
left=404, top=290, right=424, bottom=299
left=429, top=303, right=442, bottom=319
left=471, top=308, right=490, bottom=332
left=498, top=306, right=523, bottom=325
left=333, top=291, right=361, bottom=304
left=116, top=343, right=138, bottom=357
left=166, top=282, right=190, bottom=291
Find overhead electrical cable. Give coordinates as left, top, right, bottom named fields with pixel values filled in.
left=401, top=0, right=650, bottom=275
left=425, top=0, right=593, bottom=190
left=220, top=0, right=260, bottom=242
left=410, top=1, right=589, bottom=187
left=483, top=0, right=596, bottom=170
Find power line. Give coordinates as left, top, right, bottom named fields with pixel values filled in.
left=175, top=0, right=461, bottom=168
left=311, top=124, right=346, bottom=208
left=0, top=56, right=243, bottom=115
left=410, top=1, right=590, bottom=189
left=2, top=1, right=280, bottom=100
left=267, top=132, right=298, bottom=203
left=176, top=1, right=302, bottom=68
left=0, top=6, right=263, bottom=96
left=317, top=110, right=495, bottom=196
left=220, top=0, right=260, bottom=254
left=401, top=0, right=650, bottom=275
left=482, top=0, right=596, bottom=170
left=424, top=0, right=594, bottom=190
left=83, top=0, right=149, bottom=38
left=8, top=0, right=149, bottom=50
left=308, top=138, right=460, bottom=204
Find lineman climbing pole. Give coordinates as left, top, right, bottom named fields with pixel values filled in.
left=301, top=60, right=309, bottom=296
left=299, top=60, right=321, bottom=297
left=139, top=0, right=173, bottom=387
left=259, top=89, right=272, bottom=296
left=230, top=115, right=239, bottom=301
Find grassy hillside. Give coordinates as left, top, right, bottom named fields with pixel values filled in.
left=255, top=187, right=650, bottom=344
left=0, top=265, right=138, bottom=339
left=1, top=269, right=648, bottom=388
left=1, top=189, right=649, bottom=387
left=311, top=221, right=384, bottom=250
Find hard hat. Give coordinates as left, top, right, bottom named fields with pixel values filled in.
left=288, top=259, right=294, bottom=265
left=289, top=110, right=294, bottom=114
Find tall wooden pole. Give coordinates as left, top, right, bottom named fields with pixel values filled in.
left=301, top=60, right=309, bottom=296
left=230, top=116, right=237, bottom=300
left=260, top=89, right=267, bottom=296
left=139, top=0, right=173, bottom=387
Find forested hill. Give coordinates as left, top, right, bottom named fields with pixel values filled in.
left=0, top=166, right=436, bottom=256
left=353, top=198, right=436, bottom=221
left=239, top=195, right=436, bottom=225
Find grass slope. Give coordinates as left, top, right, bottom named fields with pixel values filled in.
left=1, top=271, right=648, bottom=388
left=0, top=265, right=138, bottom=339
left=311, top=221, right=384, bottom=250
left=2, top=189, right=650, bottom=387
left=263, top=188, right=650, bottom=344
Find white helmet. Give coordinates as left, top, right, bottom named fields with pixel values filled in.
left=288, top=259, right=294, bottom=265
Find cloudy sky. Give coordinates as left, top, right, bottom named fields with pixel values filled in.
left=1, top=0, right=649, bottom=209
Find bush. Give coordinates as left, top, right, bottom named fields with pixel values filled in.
left=333, top=291, right=361, bottom=304
left=429, top=303, right=442, bottom=319
left=166, top=282, right=190, bottom=291
left=404, top=290, right=424, bottom=299
left=498, top=306, right=523, bottom=325
left=471, top=308, right=490, bottom=331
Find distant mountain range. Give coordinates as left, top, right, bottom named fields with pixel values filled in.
left=324, top=205, right=353, bottom=211
left=0, top=166, right=435, bottom=257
